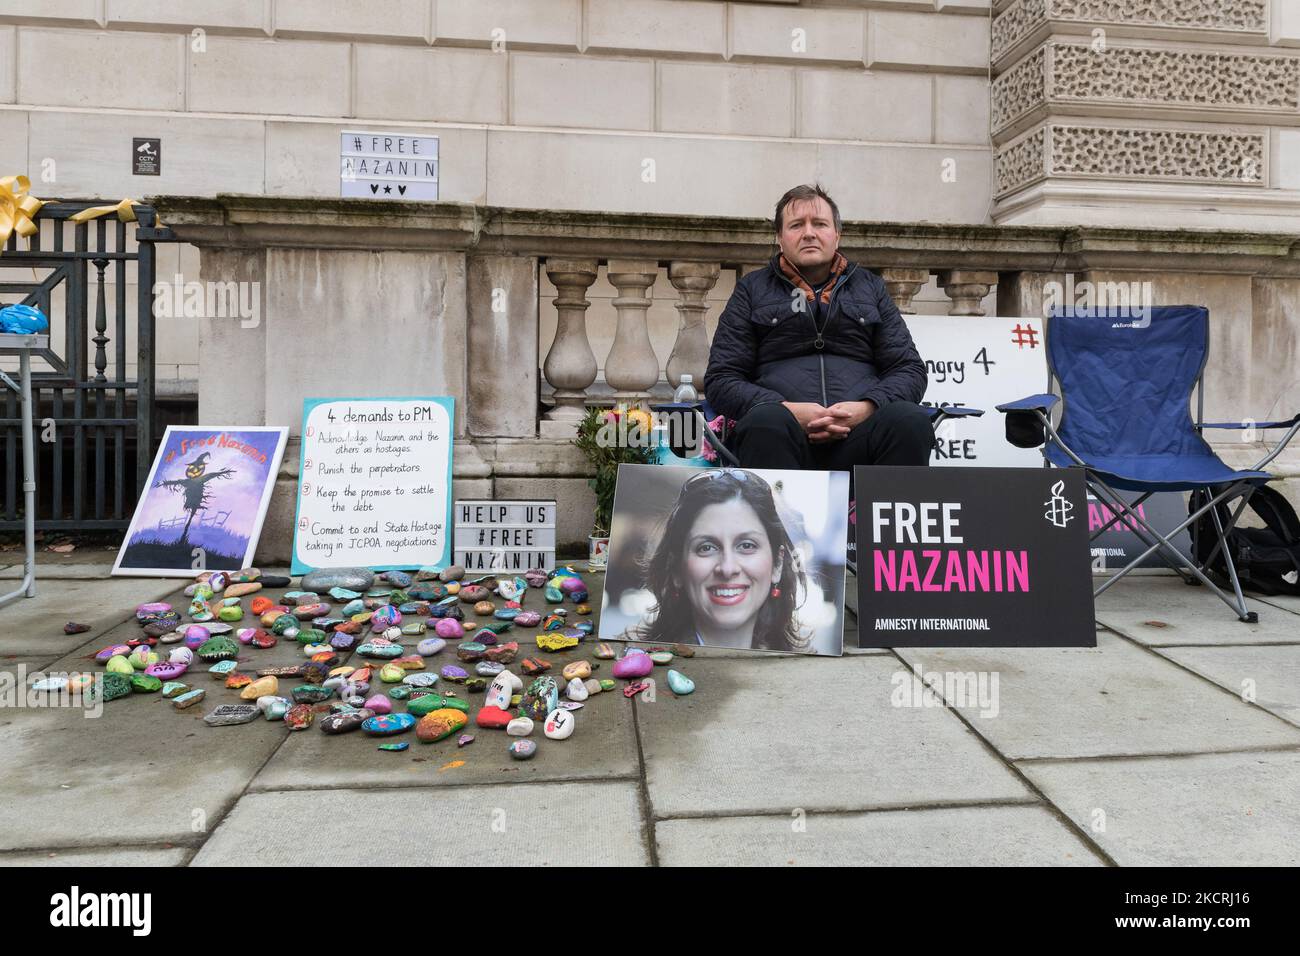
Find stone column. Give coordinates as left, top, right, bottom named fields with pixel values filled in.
left=936, top=270, right=999, bottom=316
left=879, top=267, right=929, bottom=314
left=604, top=259, right=661, bottom=404
left=666, top=261, right=721, bottom=391
left=468, top=255, right=539, bottom=438
left=541, top=258, right=599, bottom=427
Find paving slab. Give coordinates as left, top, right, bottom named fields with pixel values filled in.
left=655, top=804, right=1105, bottom=866
left=191, top=780, right=649, bottom=865
left=1095, top=576, right=1293, bottom=647
left=0, top=576, right=181, bottom=656
left=0, top=846, right=190, bottom=866
left=1156, top=644, right=1300, bottom=728
left=895, top=632, right=1300, bottom=760
left=1021, top=750, right=1300, bottom=866
left=637, top=654, right=1033, bottom=817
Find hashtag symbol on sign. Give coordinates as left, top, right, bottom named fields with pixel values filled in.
left=353, top=137, right=363, bottom=151
left=1011, top=324, right=1039, bottom=349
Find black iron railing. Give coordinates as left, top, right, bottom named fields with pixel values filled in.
left=0, top=201, right=175, bottom=532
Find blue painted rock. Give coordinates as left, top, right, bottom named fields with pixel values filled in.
left=301, top=568, right=375, bottom=593
left=291, top=684, right=332, bottom=704
left=402, top=672, right=439, bottom=688
left=440, top=664, right=468, bottom=683
left=543, top=584, right=564, bottom=604
left=371, top=606, right=401, bottom=630
left=258, top=695, right=290, bottom=720
left=574, top=621, right=594, bottom=635
left=667, top=670, right=695, bottom=695
left=378, top=741, right=409, bottom=752
left=362, top=712, right=416, bottom=736
left=329, top=631, right=358, bottom=651
left=456, top=642, right=487, bottom=662
left=161, top=681, right=188, bottom=698
left=328, top=587, right=362, bottom=601
left=357, top=640, right=403, bottom=660
left=31, top=676, right=68, bottom=692
left=508, top=739, right=537, bottom=760
left=476, top=660, right=504, bottom=677
left=383, top=570, right=414, bottom=588
left=341, top=599, right=366, bottom=617
left=172, top=688, right=205, bottom=709
left=208, top=659, right=238, bottom=676
left=494, top=608, right=520, bottom=621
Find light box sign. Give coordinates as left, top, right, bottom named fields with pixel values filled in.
left=341, top=131, right=439, bottom=201
left=454, top=500, right=556, bottom=573
left=291, top=397, right=454, bottom=575
left=855, top=465, right=1095, bottom=648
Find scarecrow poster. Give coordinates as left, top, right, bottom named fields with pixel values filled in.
left=112, top=426, right=288, bottom=577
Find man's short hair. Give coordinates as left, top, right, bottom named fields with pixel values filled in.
left=774, top=184, right=842, bottom=233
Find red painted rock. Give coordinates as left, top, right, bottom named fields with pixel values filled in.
left=484, top=641, right=518, bottom=664
left=475, top=705, right=513, bottom=729
left=251, top=630, right=277, bottom=649
left=284, top=704, right=314, bottom=730
left=520, top=657, right=551, bottom=675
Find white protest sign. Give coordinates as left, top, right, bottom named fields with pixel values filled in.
left=340, top=131, right=439, bottom=201
left=291, top=397, right=454, bottom=574
left=902, top=315, right=1049, bottom=468
left=454, top=500, right=557, bottom=573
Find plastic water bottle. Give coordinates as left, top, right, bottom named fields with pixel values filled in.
left=673, top=374, right=698, bottom=404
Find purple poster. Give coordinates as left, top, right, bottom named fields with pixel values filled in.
left=112, top=426, right=288, bottom=577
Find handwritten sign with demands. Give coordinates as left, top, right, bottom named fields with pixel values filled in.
left=454, top=500, right=556, bottom=573
left=291, top=397, right=455, bottom=575
left=901, top=315, right=1048, bottom=468
left=855, top=465, right=1095, bottom=648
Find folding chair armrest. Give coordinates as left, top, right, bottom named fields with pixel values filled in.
left=1201, top=413, right=1300, bottom=430
left=995, top=393, right=1059, bottom=414
left=928, top=405, right=984, bottom=420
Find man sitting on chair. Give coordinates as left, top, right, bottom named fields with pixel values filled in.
left=704, top=183, right=932, bottom=471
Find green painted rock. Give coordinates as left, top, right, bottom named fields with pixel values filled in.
left=105, top=655, right=134, bottom=676
left=295, top=628, right=328, bottom=645
left=99, top=672, right=132, bottom=702
left=388, top=684, right=413, bottom=700
left=291, top=684, right=332, bottom=704
left=197, top=635, right=239, bottom=661
left=407, top=693, right=469, bottom=717
left=161, top=681, right=189, bottom=698
left=599, top=679, right=616, bottom=692
left=129, top=674, right=162, bottom=693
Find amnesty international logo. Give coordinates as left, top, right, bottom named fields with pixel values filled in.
left=1044, top=479, right=1074, bottom=528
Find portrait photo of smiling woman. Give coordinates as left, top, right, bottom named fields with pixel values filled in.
left=599, top=465, right=849, bottom=656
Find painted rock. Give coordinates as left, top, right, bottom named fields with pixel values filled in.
left=31, top=676, right=69, bottom=693
left=408, top=693, right=469, bottom=717
left=623, top=680, right=650, bottom=698
left=520, top=657, right=551, bottom=676
left=302, top=643, right=332, bottom=658
left=371, top=606, right=401, bottom=630
left=383, top=569, right=414, bottom=588
left=320, top=710, right=367, bottom=734
left=475, top=705, right=513, bottom=729
left=144, top=661, right=186, bottom=681
left=584, top=678, right=603, bottom=696
left=626, top=646, right=647, bottom=656
left=95, top=643, right=131, bottom=663
left=440, top=665, right=468, bottom=682
left=301, top=568, right=375, bottom=593
left=456, top=733, right=474, bottom=747
left=561, top=660, right=592, bottom=682
left=575, top=603, right=592, bottom=615
left=328, top=586, right=362, bottom=601
left=129, top=673, right=162, bottom=693
left=282, top=591, right=319, bottom=606
left=357, top=641, right=403, bottom=660
left=484, top=674, right=513, bottom=710
left=541, top=614, right=565, bottom=632
left=294, top=627, right=327, bottom=645
left=161, top=681, right=189, bottom=698
left=158, top=629, right=184, bottom=645
left=204, top=703, right=258, bottom=726
left=363, top=694, right=392, bottom=715
left=341, top=599, right=366, bottom=617
left=667, top=670, right=695, bottom=695
left=161, top=647, right=191, bottom=666
left=544, top=584, right=564, bottom=604
left=612, top=654, right=654, bottom=679
left=416, top=708, right=469, bottom=742
left=521, top=676, right=559, bottom=722
left=389, top=684, right=413, bottom=701
left=513, top=611, right=541, bottom=627
left=400, top=621, right=427, bottom=637
left=566, top=678, right=589, bottom=702
left=127, top=647, right=158, bottom=669
left=378, top=663, right=405, bottom=683
left=294, top=603, right=331, bottom=621
left=434, top=618, right=464, bottom=640
left=250, top=596, right=274, bottom=616
left=326, top=632, right=355, bottom=651
left=188, top=599, right=213, bottom=622
left=459, top=584, right=490, bottom=603
left=378, top=741, right=409, bottom=752
left=183, top=625, right=211, bottom=650
left=225, top=672, right=253, bottom=689
left=236, top=627, right=259, bottom=645
left=465, top=677, right=488, bottom=692
left=291, top=684, right=332, bottom=704
left=394, top=655, right=425, bottom=670
left=476, top=660, right=504, bottom=677
left=136, top=601, right=172, bottom=621
left=543, top=708, right=575, bottom=740
left=402, top=672, right=439, bottom=688
left=438, top=565, right=465, bottom=582
left=173, top=688, right=206, bottom=710
left=417, top=636, right=447, bottom=656
left=270, top=616, right=299, bottom=637
left=650, top=651, right=674, bottom=665
left=559, top=576, right=586, bottom=595
left=240, top=675, right=279, bottom=700
left=225, top=582, right=261, bottom=599
left=206, top=572, right=229, bottom=593
left=456, top=641, right=486, bottom=662
left=362, top=712, right=416, bottom=736
left=258, top=696, right=290, bottom=720
left=508, top=739, right=537, bottom=760
left=560, top=700, right=584, bottom=711
left=250, top=631, right=278, bottom=650
left=506, top=716, right=534, bottom=737
left=600, top=679, right=616, bottom=692
left=284, top=704, right=314, bottom=731
left=537, top=632, right=579, bottom=653
left=208, top=659, right=238, bottom=677
left=105, top=655, right=134, bottom=676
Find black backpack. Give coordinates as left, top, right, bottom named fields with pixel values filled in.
left=1189, top=485, right=1300, bottom=596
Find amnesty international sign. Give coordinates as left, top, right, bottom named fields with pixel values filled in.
left=855, top=466, right=1095, bottom=647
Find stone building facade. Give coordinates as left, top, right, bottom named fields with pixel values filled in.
left=1, top=0, right=1298, bottom=552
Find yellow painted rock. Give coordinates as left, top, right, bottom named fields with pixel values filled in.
left=240, top=675, right=279, bottom=700
left=416, top=708, right=468, bottom=742
left=106, top=655, right=134, bottom=675
left=561, top=660, right=592, bottom=682
left=225, top=582, right=262, bottom=598
left=379, top=662, right=405, bottom=683
left=261, top=610, right=286, bottom=627
left=537, top=633, right=579, bottom=653
left=328, top=665, right=356, bottom=677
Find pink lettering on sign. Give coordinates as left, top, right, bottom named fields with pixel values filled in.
left=873, top=550, right=1030, bottom=593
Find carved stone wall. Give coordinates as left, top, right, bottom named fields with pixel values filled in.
left=997, top=124, right=1265, bottom=197
left=994, top=42, right=1300, bottom=132
left=993, top=0, right=1270, bottom=61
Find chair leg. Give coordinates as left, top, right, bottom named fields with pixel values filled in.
left=1206, top=489, right=1257, bottom=623
left=1088, top=481, right=1195, bottom=585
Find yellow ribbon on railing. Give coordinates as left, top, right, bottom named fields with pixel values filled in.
left=69, top=198, right=145, bottom=225
left=0, top=175, right=45, bottom=245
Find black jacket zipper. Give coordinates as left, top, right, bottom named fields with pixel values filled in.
left=774, top=260, right=856, bottom=407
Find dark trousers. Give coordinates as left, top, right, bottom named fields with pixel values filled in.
left=731, top=401, right=933, bottom=473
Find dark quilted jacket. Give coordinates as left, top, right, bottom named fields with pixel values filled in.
left=704, top=254, right=928, bottom=421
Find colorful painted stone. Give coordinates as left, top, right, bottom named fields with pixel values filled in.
left=393, top=655, right=424, bottom=671
left=127, top=646, right=157, bottom=670
left=95, top=643, right=131, bottom=663
left=216, top=603, right=243, bottom=623
left=476, top=660, right=504, bottom=677
left=173, top=688, right=206, bottom=709
left=291, top=684, right=332, bottom=704
left=239, top=675, right=278, bottom=700
left=270, top=615, right=299, bottom=637
left=566, top=678, right=589, bottom=702
left=204, top=703, right=258, bottom=726
left=434, top=618, right=464, bottom=640
left=506, top=716, right=534, bottom=737
left=537, top=632, right=579, bottom=653
left=600, top=679, right=616, bottom=692
left=650, top=650, right=674, bottom=665
left=440, top=664, right=468, bottom=682
left=258, top=696, right=290, bottom=720
left=378, top=663, right=404, bottom=683
left=475, top=705, right=513, bottom=729
left=105, top=655, right=134, bottom=676
left=560, top=660, right=592, bottom=682
left=182, top=625, right=210, bottom=650
left=543, top=707, right=574, bottom=740
left=459, top=584, right=490, bottom=603
left=129, top=673, right=162, bottom=693
left=481, top=642, right=517, bottom=667
left=362, top=693, right=392, bottom=715
left=319, top=710, right=367, bottom=734
left=357, top=641, right=403, bottom=660
left=512, top=611, right=541, bottom=627
left=623, top=680, right=650, bottom=698
left=612, top=654, right=654, bottom=679
left=402, top=672, right=439, bottom=688
left=371, top=606, right=401, bottom=630
left=208, top=659, right=238, bottom=677
left=666, top=670, right=695, bottom=695
left=188, top=599, right=213, bottom=622
left=408, top=693, right=469, bottom=717
left=521, top=676, right=559, bottom=722
left=416, top=708, right=469, bottom=743
left=285, top=704, right=314, bottom=731
left=507, top=738, right=536, bottom=761
left=301, top=568, right=375, bottom=593
left=543, top=584, right=564, bottom=604
left=143, top=660, right=185, bottom=682
left=362, top=712, right=416, bottom=735
left=224, top=672, right=253, bottom=690
left=559, top=701, right=584, bottom=711
left=520, top=657, right=551, bottom=676
left=161, top=681, right=189, bottom=698
left=250, top=596, right=273, bottom=616
left=456, top=641, right=486, bottom=663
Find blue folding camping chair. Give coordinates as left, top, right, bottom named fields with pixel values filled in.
left=997, top=305, right=1300, bottom=622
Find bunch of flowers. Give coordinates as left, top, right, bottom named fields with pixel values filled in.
left=572, top=405, right=656, bottom=537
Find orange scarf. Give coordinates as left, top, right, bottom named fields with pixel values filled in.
left=778, top=252, right=848, bottom=304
